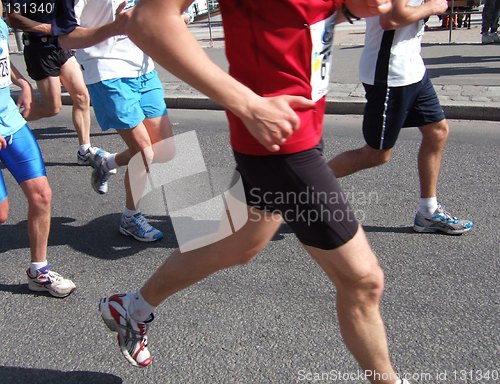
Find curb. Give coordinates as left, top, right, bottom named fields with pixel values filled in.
left=11, top=90, right=498, bottom=122
left=58, top=93, right=500, bottom=122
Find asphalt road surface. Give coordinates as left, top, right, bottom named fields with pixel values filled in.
left=0, top=107, right=498, bottom=384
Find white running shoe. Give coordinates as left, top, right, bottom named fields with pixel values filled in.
left=77, top=149, right=91, bottom=165
left=78, top=146, right=108, bottom=166
left=99, top=293, right=154, bottom=368
left=27, top=264, right=76, bottom=298
left=119, top=212, right=164, bottom=242
left=413, top=204, right=473, bottom=235
left=89, top=147, right=116, bottom=194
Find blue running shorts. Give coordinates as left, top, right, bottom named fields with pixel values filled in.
left=87, top=70, right=168, bottom=131
left=362, top=71, right=446, bottom=150
left=0, top=124, right=46, bottom=202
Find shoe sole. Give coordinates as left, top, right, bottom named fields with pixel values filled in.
left=28, top=281, right=76, bottom=298
left=119, top=226, right=163, bottom=242
left=99, top=298, right=149, bottom=368
left=413, top=224, right=472, bottom=235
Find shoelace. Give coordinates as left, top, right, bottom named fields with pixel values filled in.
left=33, top=264, right=62, bottom=284
left=435, top=205, right=459, bottom=223
left=122, top=313, right=153, bottom=342
left=134, top=214, right=154, bottom=233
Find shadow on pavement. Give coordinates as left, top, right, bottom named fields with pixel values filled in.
left=0, top=213, right=292, bottom=261
left=424, top=54, right=500, bottom=65
left=29, top=125, right=117, bottom=142
left=0, top=366, right=122, bottom=384
left=0, top=215, right=177, bottom=260
left=274, top=222, right=417, bottom=236
left=363, top=225, right=415, bottom=234
left=0, top=283, right=38, bottom=296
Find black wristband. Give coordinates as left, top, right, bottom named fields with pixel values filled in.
left=342, top=2, right=361, bottom=24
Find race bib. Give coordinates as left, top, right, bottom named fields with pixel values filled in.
left=0, top=40, right=11, bottom=89
left=310, top=13, right=336, bottom=102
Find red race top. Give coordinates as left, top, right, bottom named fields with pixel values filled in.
left=220, top=0, right=339, bottom=155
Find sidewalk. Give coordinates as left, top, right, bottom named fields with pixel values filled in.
left=8, top=13, right=500, bottom=122
left=165, top=12, right=500, bottom=122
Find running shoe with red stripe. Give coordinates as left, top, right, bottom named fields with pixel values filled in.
left=99, top=293, right=154, bottom=367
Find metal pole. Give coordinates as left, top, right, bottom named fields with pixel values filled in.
left=207, top=1, right=213, bottom=48
left=449, top=0, right=455, bottom=43
left=14, top=28, right=24, bottom=52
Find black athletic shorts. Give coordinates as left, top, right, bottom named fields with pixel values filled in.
left=233, top=144, right=359, bottom=250
left=23, top=44, right=74, bottom=81
left=362, top=71, right=446, bottom=150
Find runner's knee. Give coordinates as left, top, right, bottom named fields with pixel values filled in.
left=72, top=90, right=90, bottom=109
left=361, top=266, right=385, bottom=304
left=152, top=139, right=176, bottom=164
left=422, top=120, right=449, bottom=143
left=216, top=237, right=268, bottom=267
left=27, top=183, right=52, bottom=211
left=363, top=146, right=392, bottom=166
left=432, top=120, right=449, bottom=141
left=40, top=103, right=61, bottom=117
left=340, top=264, right=385, bottom=305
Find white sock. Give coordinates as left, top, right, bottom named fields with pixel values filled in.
left=128, top=289, right=156, bottom=322
left=103, top=154, right=118, bottom=172
left=30, top=260, right=48, bottom=276
left=123, top=208, right=138, bottom=218
left=79, top=144, right=91, bottom=154
left=419, top=197, right=438, bottom=217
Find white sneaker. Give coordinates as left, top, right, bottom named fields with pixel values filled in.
left=413, top=204, right=473, bottom=235
left=99, top=293, right=154, bottom=367
left=77, top=149, right=91, bottom=165
left=119, top=212, right=164, bottom=242
left=89, top=147, right=117, bottom=194
left=27, top=264, right=76, bottom=298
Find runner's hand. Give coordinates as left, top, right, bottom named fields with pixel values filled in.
left=428, top=0, right=449, bottom=15
left=16, top=83, right=33, bottom=119
left=240, top=95, right=316, bottom=152
left=112, top=1, right=133, bottom=35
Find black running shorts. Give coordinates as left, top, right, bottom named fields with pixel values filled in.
left=23, top=45, right=74, bottom=81
left=362, top=71, right=446, bottom=150
left=233, top=144, right=359, bottom=250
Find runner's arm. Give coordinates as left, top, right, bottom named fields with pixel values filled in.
left=10, top=62, right=33, bottom=119
left=6, top=10, right=51, bottom=34
left=338, top=0, right=392, bottom=23
left=128, top=0, right=315, bottom=152
left=55, top=1, right=131, bottom=49
left=379, top=0, right=448, bottom=29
